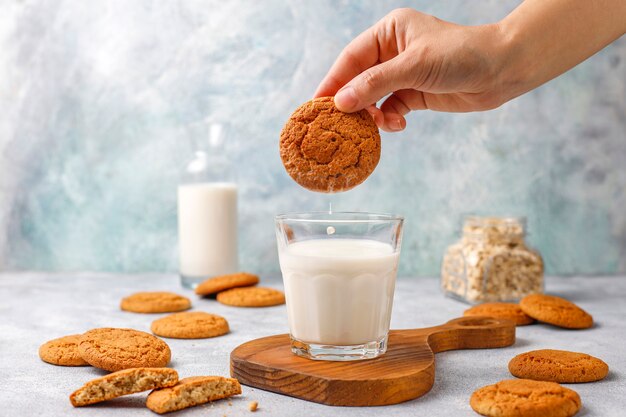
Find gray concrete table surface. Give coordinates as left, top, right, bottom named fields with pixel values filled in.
left=0, top=273, right=624, bottom=416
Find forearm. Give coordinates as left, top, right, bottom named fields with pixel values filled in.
left=497, top=0, right=626, bottom=100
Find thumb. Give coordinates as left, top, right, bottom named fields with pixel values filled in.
left=334, top=56, right=413, bottom=113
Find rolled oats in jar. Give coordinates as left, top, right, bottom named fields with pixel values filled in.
left=441, top=216, right=544, bottom=304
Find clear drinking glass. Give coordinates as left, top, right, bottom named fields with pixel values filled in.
left=275, top=212, right=404, bottom=361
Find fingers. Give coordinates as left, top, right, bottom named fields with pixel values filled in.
left=373, top=89, right=427, bottom=132
left=334, top=55, right=416, bottom=113
left=365, top=104, right=385, bottom=128
left=380, top=89, right=428, bottom=114
left=314, top=27, right=383, bottom=99
left=381, top=113, right=406, bottom=132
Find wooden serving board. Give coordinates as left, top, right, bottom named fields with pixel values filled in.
left=230, top=317, right=515, bottom=406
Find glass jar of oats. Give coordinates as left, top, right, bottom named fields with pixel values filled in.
left=441, top=216, right=544, bottom=304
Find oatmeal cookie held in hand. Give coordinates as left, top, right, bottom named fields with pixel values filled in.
left=280, top=96, right=381, bottom=192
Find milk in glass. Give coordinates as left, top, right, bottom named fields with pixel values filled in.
left=278, top=238, right=399, bottom=345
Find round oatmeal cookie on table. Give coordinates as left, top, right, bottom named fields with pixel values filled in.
left=78, top=328, right=171, bottom=372
left=151, top=312, right=230, bottom=339
left=279, top=96, right=381, bottom=193
left=120, top=291, right=191, bottom=313
left=470, top=379, right=581, bottom=417
left=519, top=294, right=593, bottom=329
left=509, top=349, right=609, bottom=383
left=39, top=334, right=89, bottom=366
left=216, top=287, right=285, bottom=307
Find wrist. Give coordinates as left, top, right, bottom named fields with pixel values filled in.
left=493, top=12, right=549, bottom=102
left=482, top=21, right=530, bottom=105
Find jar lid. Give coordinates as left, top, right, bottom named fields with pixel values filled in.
left=462, top=215, right=526, bottom=238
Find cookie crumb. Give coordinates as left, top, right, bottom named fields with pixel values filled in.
left=248, top=401, right=258, bottom=412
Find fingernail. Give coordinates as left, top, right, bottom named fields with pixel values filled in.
left=366, top=108, right=379, bottom=125
left=390, top=119, right=404, bottom=131
left=335, top=86, right=359, bottom=111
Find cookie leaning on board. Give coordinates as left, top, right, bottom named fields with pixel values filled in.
left=464, top=302, right=534, bottom=326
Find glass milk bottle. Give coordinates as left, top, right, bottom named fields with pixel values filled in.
left=178, top=123, right=238, bottom=289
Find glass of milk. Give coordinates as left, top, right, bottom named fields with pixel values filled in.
left=178, top=123, right=238, bottom=289
left=275, top=212, right=404, bottom=361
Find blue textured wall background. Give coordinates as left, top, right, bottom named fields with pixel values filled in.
left=0, top=0, right=624, bottom=276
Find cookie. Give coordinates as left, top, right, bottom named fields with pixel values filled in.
left=195, top=272, right=259, bottom=296
left=470, top=379, right=581, bottom=417
left=509, top=349, right=609, bottom=383
left=464, top=303, right=535, bottom=326
left=78, top=328, right=171, bottom=372
left=146, top=376, right=242, bottom=414
left=70, top=367, right=179, bottom=407
left=279, top=96, right=381, bottom=193
left=216, top=287, right=285, bottom=307
left=519, top=294, right=593, bottom=329
left=121, top=291, right=191, bottom=313
left=39, top=334, right=89, bottom=366
left=151, top=312, right=230, bottom=339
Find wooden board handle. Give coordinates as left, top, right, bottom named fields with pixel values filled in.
left=400, top=316, right=516, bottom=353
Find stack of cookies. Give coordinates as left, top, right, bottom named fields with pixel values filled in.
left=465, top=293, right=608, bottom=417
left=195, top=272, right=286, bottom=307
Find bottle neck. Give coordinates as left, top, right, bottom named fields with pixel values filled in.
left=184, top=151, right=234, bottom=184
left=183, top=122, right=235, bottom=183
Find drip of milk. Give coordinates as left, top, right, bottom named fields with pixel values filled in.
left=278, top=238, right=399, bottom=345
left=178, top=182, right=238, bottom=278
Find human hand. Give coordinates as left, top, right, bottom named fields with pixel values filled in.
left=315, top=2, right=626, bottom=132
left=314, top=8, right=508, bottom=132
